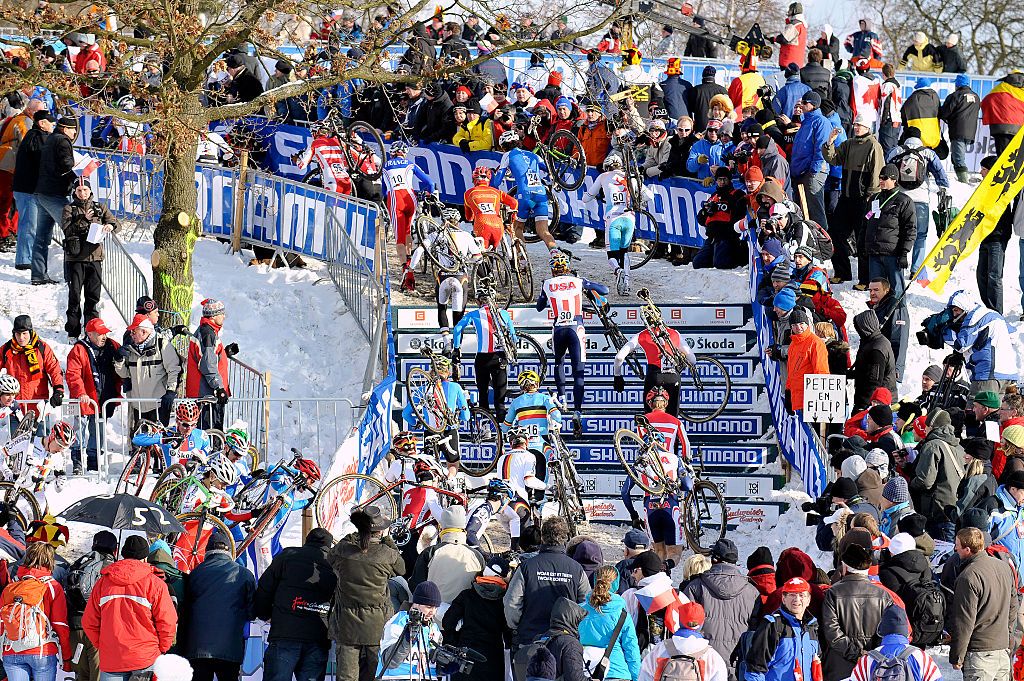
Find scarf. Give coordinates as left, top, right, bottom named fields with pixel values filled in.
left=200, top=316, right=223, bottom=334
left=77, top=339, right=106, bottom=396
left=9, top=333, right=41, bottom=375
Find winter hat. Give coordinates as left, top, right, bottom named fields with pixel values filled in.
left=456, top=85, right=472, bottom=99
left=715, top=166, right=732, bottom=179
left=57, top=115, right=78, bottom=129
left=483, top=555, right=511, bottom=579
left=152, top=655, right=193, bottom=681
left=624, top=529, right=651, bottom=550
left=868, top=404, right=893, bottom=427
left=666, top=57, right=682, bottom=75
left=122, top=535, right=150, bottom=560
left=845, top=435, right=869, bottom=455
left=794, top=245, right=814, bottom=261
left=974, top=391, right=1001, bottom=410
left=865, top=449, right=889, bottom=478
left=412, top=580, right=442, bottom=607
left=926, top=407, right=951, bottom=429
left=92, top=530, right=118, bottom=554
left=878, top=605, right=911, bottom=637
left=914, top=76, right=934, bottom=89
left=831, top=476, right=859, bottom=500
left=224, top=54, right=243, bottom=69
left=840, top=543, right=872, bottom=571
left=744, top=166, right=764, bottom=183
left=780, top=577, right=810, bottom=593
left=710, top=538, right=739, bottom=563
left=789, top=307, right=813, bottom=327
left=913, top=31, right=927, bottom=45
left=761, top=238, right=785, bottom=259
left=882, top=476, right=910, bottom=505
left=841, top=455, right=867, bottom=480
left=702, top=65, right=716, bottom=79
left=547, top=70, right=562, bottom=86
left=526, top=646, right=557, bottom=680
left=677, top=602, right=706, bottom=629
left=555, top=96, right=572, bottom=111
left=962, top=437, right=994, bottom=461
left=784, top=62, right=800, bottom=78
left=870, top=387, right=893, bottom=405
left=879, top=163, right=899, bottom=180
left=947, top=33, right=960, bottom=45
left=773, top=287, right=797, bottom=311
left=275, top=59, right=293, bottom=74
left=853, top=111, right=872, bottom=127
left=440, top=506, right=467, bottom=530
left=801, top=91, right=821, bottom=108
left=1005, top=470, right=1024, bottom=490
left=888, top=532, right=916, bottom=556
left=897, top=513, right=928, bottom=537
left=202, top=298, right=225, bottom=318
left=12, top=315, right=32, bottom=333
left=136, top=295, right=158, bottom=313
left=1003, top=425, right=1024, bottom=448
left=771, top=266, right=792, bottom=283
left=923, top=365, right=943, bottom=383
left=959, top=507, right=990, bottom=532
left=747, top=546, right=774, bottom=569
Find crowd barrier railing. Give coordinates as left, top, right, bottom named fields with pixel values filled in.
left=323, top=206, right=385, bottom=342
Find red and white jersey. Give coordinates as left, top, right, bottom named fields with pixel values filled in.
left=297, top=136, right=352, bottom=194
left=852, top=75, right=880, bottom=125
left=542, top=275, right=586, bottom=327
left=401, top=486, right=443, bottom=527
left=643, top=410, right=690, bottom=459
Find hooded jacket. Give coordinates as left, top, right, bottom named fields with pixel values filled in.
left=541, top=598, right=589, bottom=681
left=413, top=530, right=484, bottom=603
left=254, top=534, right=336, bottom=644
left=981, top=73, right=1024, bottom=136
left=831, top=69, right=854, bottom=128
left=851, top=310, right=897, bottom=410
left=183, top=549, right=255, bottom=663
left=940, top=85, right=981, bottom=141
left=328, top=534, right=404, bottom=646
left=820, top=574, right=894, bottom=681
left=814, top=27, right=841, bottom=65
left=862, top=187, right=915, bottom=258
left=113, top=332, right=180, bottom=408
left=877, top=549, right=932, bottom=597
left=772, top=76, right=811, bottom=119
left=986, top=485, right=1024, bottom=572
left=682, top=563, right=761, bottom=679
left=442, top=577, right=512, bottom=681
left=744, top=607, right=819, bottom=681
left=844, top=20, right=881, bottom=59
left=776, top=14, right=808, bottom=68
left=758, top=139, right=791, bottom=194
left=942, top=290, right=1019, bottom=383
left=790, top=107, right=831, bottom=178
left=900, top=43, right=942, bottom=73
left=786, top=326, right=829, bottom=410
left=662, top=74, right=693, bottom=120
left=185, top=318, right=228, bottom=398
left=910, top=421, right=965, bottom=523
left=822, top=131, right=883, bottom=199
left=955, top=461, right=997, bottom=517
left=504, top=545, right=591, bottom=644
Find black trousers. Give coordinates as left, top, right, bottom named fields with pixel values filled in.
left=64, top=260, right=101, bottom=337
left=475, top=352, right=508, bottom=421
left=830, top=196, right=867, bottom=283
left=190, top=658, right=241, bottom=681
left=644, top=367, right=680, bottom=417
left=199, top=401, right=225, bottom=431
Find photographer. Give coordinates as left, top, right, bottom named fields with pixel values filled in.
left=812, top=477, right=879, bottom=552
left=933, top=290, right=1018, bottom=393
left=376, top=581, right=444, bottom=680
left=694, top=167, right=746, bottom=270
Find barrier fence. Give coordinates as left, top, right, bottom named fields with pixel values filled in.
left=324, top=207, right=385, bottom=342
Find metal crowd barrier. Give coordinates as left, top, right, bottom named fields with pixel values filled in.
left=323, top=208, right=384, bottom=342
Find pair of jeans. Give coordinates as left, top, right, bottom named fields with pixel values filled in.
left=878, top=124, right=901, bottom=157
left=4, top=654, right=57, bottom=681
left=867, top=255, right=906, bottom=298
left=262, top=640, right=329, bottom=681
left=32, top=193, right=68, bottom=282
left=692, top=238, right=745, bottom=270
left=950, top=137, right=970, bottom=173
left=977, top=241, right=1006, bottom=314
left=12, top=192, right=37, bottom=268
left=911, top=201, right=930, bottom=274
left=71, top=413, right=100, bottom=470
left=796, top=170, right=828, bottom=232
left=190, top=658, right=241, bottom=681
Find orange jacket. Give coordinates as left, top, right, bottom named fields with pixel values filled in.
left=786, top=327, right=829, bottom=409
left=0, top=336, right=63, bottom=412
left=579, top=121, right=612, bottom=167
left=463, top=185, right=517, bottom=234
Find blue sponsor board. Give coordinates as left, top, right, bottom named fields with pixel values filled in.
left=398, top=357, right=758, bottom=383
left=578, top=471, right=779, bottom=499
left=488, top=413, right=766, bottom=438
left=395, top=385, right=757, bottom=411
left=459, top=442, right=774, bottom=468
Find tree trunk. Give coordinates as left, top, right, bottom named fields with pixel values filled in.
left=152, top=116, right=201, bottom=328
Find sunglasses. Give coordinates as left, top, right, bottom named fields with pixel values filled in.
left=678, top=127, right=692, bottom=133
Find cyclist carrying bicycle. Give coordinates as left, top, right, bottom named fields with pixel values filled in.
left=641, top=387, right=691, bottom=460
left=502, top=369, right=562, bottom=474
left=1, top=421, right=74, bottom=515
left=401, top=355, right=470, bottom=479
left=383, top=141, right=437, bottom=290
left=130, top=399, right=212, bottom=469
left=221, top=427, right=254, bottom=496
left=495, top=426, right=547, bottom=503
left=612, top=300, right=697, bottom=419
left=463, top=165, right=518, bottom=250
left=172, top=454, right=254, bottom=571
left=240, top=457, right=320, bottom=573
left=490, top=130, right=557, bottom=251
left=466, top=478, right=529, bottom=551
left=292, top=121, right=353, bottom=196
left=582, top=152, right=654, bottom=295
left=408, top=207, right=484, bottom=332
left=451, top=284, right=517, bottom=422
left=536, top=251, right=609, bottom=436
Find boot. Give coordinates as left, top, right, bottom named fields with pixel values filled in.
left=400, top=262, right=416, bottom=292
left=955, top=167, right=969, bottom=183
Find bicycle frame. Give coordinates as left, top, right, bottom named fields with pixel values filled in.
left=637, top=291, right=690, bottom=374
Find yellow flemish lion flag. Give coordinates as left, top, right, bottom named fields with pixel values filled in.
left=916, top=124, right=1024, bottom=293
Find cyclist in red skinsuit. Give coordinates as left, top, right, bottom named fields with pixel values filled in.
left=463, top=165, right=518, bottom=250
left=294, top=125, right=353, bottom=195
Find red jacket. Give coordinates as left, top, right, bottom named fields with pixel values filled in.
left=0, top=336, right=63, bottom=411
left=185, top=318, right=229, bottom=398
left=65, top=339, right=121, bottom=416
left=1, top=567, right=71, bottom=661
left=81, top=559, right=177, bottom=673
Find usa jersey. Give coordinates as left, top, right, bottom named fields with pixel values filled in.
left=536, top=276, right=607, bottom=327
left=642, top=410, right=690, bottom=459
left=503, top=391, right=561, bottom=450
left=382, top=156, right=434, bottom=196
left=452, top=305, right=517, bottom=353
left=492, top=148, right=545, bottom=191
left=496, top=448, right=537, bottom=500
left=297, top=137, right=351, bottom=194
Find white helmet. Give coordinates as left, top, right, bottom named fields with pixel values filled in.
left=603, top=153, right=623, bottom=170
left=207, top=454, right=239, bottom=486
left=0, top=372, right=19, bottom=395
left=499, top=129, right=520, bottom=147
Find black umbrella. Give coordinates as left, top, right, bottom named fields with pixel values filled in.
left=60, top=494, right=186, bottom=534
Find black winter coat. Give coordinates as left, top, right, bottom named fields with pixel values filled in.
left=254, top=534, right=336, bottom=644
left=689, top=77, right=730, bottom=131
left=414, top=92, right=456, bottom=145
left=226, top=69, right=264, bottom=103
left=12, top=126, right=48, bottom=194
left=684, top=34, right=717, bottom=59
left=442, top=579, right=512, bottom=681
left=937, top=45, right=968, bottom=73
left=36, top=130, right=76, bottom=197
left=851, top=309, right=897, bottom=410
left=863, top=188, right=916, bottom=257
left=878, top=549, right=932, bottom=597
left=540, top=599, right=589, bottom=681
left=183, top=550, right=256, bottom=663
left=662, top=76, right=692, bottom=120
left=667, top=134, right=697, bottom=178
left=831, top=74, right=854, bottom=129
left=940, top=86, right=981, bottom=141
left=801, top=62, right=832, bottom=97
left=815, top=36, right=841, bottom=64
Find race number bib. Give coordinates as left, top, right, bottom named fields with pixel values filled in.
left=556, top=309, right=575, bottom=325
left=330, top=163, right=347, bottom=175
left=524, top=423, right=540, bottom=436
left=526, top=170, right=542, bottom=188
left=611, top=190, right=627, bottom=205
left=389, top=171, right=406, bottom=187
left=478, top=202, right=497, bottom=214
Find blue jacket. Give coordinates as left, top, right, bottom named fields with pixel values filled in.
left=687, top=138, right=733, bottom=179
left=989, top=485, right=1024, bottom=570
left=790, top=108, right=832, bottom=178
left=183, top=549, right=256, bottom=662
left=661, top=75, right=693, bottom=120
left=772, top=77, right=810, bottom=119
left=578, top=592, right=642, bottom=681
left=377, top=610, right=442, bottom=679
left=826, top=112, right=847, bottom=180
left=942, top=290, right=1018, bottom=382
left=745, top=608, right=820, bottom=681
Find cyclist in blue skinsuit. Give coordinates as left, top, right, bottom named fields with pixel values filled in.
left=451, top=284, right=517, bottom=422
left=401, top=354, right=470, bottom=478
left=491, top=129, right=557, bottom=251
left=130, top=400, right=211, bottom=469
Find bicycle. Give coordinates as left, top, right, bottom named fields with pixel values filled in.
left=168, top=501, right=237, bottom=571
left=613, top=413, right=727, bottom=554
left=524, top=116, right=587, bottom=191
left=545, top=426, right=586, bottom=538
left=494, top=222, right=534, bottom=302
left=636, top=288, right=732, bottom=423
left=231, top=449, right=318, bottom=555
left=0, top=435, right=47, bottom=528
left=615, top=132, right=661, bottom=269
left=302, top=108, right=385, bottom=184
left=474, top=284, right=548, bottom=388
left=582, top=287, right=644, bottom=379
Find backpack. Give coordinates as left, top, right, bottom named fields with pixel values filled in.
left=901, top=579, right=946, bottom=647
left=806, top=220, right=834, bottom=261
left=892, top=148, right=927, bottom=190
left=732, top=629, right=757, bottom=681
left=66, top=552, right=113, bottom=614
left=657, top=639, right=709, bottom=681
left=0, top=576, right=54, bottom=653
left=866, top=647, right=916, bottom=681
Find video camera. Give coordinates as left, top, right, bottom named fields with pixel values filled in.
left=431, top=644, right=486, bottom=676
left=916, top=309, right=954, bottom=350
left=801, top=494, right=832, bottom=526
left=407, top=607, right=429, bottom=631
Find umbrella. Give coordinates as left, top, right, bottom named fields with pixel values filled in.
left=61, top=494, right=186, bottom=534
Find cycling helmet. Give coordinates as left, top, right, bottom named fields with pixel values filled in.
left=487, top=478, right=514, bottom=499
left=176, top=399, right=201, bottom=426
left=498, top=129, right=520, bottom=147
left=506, top=425, right=530, bottom=447
left=603, top=153, right=623, bottom=171
left=433, top=354, right=453, bottom=372
left=207, top=454, right=239, bottom=486
left=472, top=165, right=493, bottom=185
left=475, top=283, right=494, bottom=301
left=549, top=250, right=570, bottom=273
left=389, top=140, right=408, bottom=156
left=224, top=428, right=250, bottom=455
left=640, top=304, right=662, bottom=327
left=646, top=386, right=671, bottom=405
left=442, top=207, right=462, bottom=225
left=517, top=369, right=540, bottom=388
left=391, top=430, right=418, bottom=454
left=0, top=372, right=19, bottom=395
left=414, top=458, right=435, bottom=481
left=295, top=458, right=322, bottom=485
left=50, top=421, right=75, bottom=449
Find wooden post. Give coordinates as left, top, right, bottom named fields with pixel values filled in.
left=302, top=506, right=314, bottom=540
left=796, top=183, right=810, bottom=219
left=231, top=151, right=249, bottom=253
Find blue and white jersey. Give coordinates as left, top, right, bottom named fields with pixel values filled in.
left=452, top=305, right=517, bottom=354
left=492, top=148, right=546, bottom=191
left=382, top=156, right=435, bottom=197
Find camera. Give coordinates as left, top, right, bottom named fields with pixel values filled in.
left=756, top=84, right=775, bottom=99
left=917, top=309, right=953, bottom=349
left=408, top=608, right=428, bottom=630
left=431, top=644, right=486, bottom=676
left=801, top=494, right=832, bottom=526
left=728, top=148, right=750, bottom=164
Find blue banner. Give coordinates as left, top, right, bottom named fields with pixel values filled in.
left=358, top=374, right=396, bottom=476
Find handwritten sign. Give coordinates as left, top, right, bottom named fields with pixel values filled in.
left=803, top=374, right=849, bottom=424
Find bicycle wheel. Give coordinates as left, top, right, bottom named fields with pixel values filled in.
left=460, top=407, right=503, bottom=477
left=0, top=482, right=40, bottom=529
left=683, top=480, right=728, bottom=555
left=345, top=121, right=385, bottom=181
left=422, top=234, right=464, bottom=278
left=679, top=356, right=733, bottom=423
left=150, top=464, right=187, bottom=501
left=628, top=209, right=662, bottom=270
left=115, top=448, right=151, bottom=496
left=547, top=130, right=586, bottom=190
left=405, top=368, right=447, bottom=434
left=151, top=478, right=189, bottom=515
left=235, top=498, right=284, bottom=556
left=314, top=473, right=398, bottom=537
left=170, top=512, right=236, bottom=569
left=478, top=518, right=512, bottom=555
left=512, top=185, right=560, bottom=244
left=245, top=445, right=262, bottom=474
left=511, top=239, right=534, bottom=301
left=473, top=252, right=512, bottom=309
left=613, top=430, right=667, bottom=496
left=13, top=412, right=35, bottom=437
left=511, top=333, right=548, bottom=387
left=233, top=475, right=272, bottom=511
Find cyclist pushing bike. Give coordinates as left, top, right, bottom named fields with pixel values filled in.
left=131, top=400, right=212, bottom=469
left=384, top=141, right=437, bottom=290
left=491, top=130, right=557, bottom=251
left=2, top=421, right=74, bottom=515
left=451, top=284, right=517, bottom=421
left=502, top=369, right=562, bottom=477
left=401, top=354, right=470, bottom=479
left=408, top=207, right=484, bottom=333
left=463, top=165, right=518, bottom=250
left=536, top=251, right=609, bottom=436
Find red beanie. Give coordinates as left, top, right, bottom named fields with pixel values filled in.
left=744, top=166, right=764, bottom=182
left=870, top=387, right=893, bottom=405
left=548, top=70, right=563, bottom=86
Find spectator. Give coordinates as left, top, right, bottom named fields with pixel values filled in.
left=887, top=126, right=949, bottom=274
left=940, top=290, right=1018, bottom=392
left=755, top=137, right=790, bottom=194
left=842, top=454, right=883, bottom=507
left=584, top=52, right=619, bottom=114
left=654, top=25, right=677, bottom=57
left=82, top=535, right=177, bottom=681
left=224, top=54, right=263, bottom=103
left=774, top=3, right=808, bottom=67
left=938, top=34, right=968, bottom=73
left=441, top=556, right=512, bottom=681
left=783, top=308, right=829, bottom=416
left=790, top=92, right=832, bottom=233
left=877, top=533, right=931, bottom=596
left=547, top=16, right=572, bottom=45
left=746, top=547, right=776, bottom=603
left=660, top=59, right=691, bottom=121
left=800, top=48, right=831, bottom=96
left=66, top=530, right=117, bottom=681
left=848, top=606, right=942, bottom=681
left=816, top=477, right=881, bottom=553
left=743, top=577, right=820, bottom=681
left=461, top=16, right=482, bottom=44
left=822, top=112, right=883, bottom=284
left=845, top=19, right=882, bottom=61
left=578, top=565, right=641, bottom=681
left=773, top=64, right=810, bottom=119
left=878, top=477, right=914, bottom=536
left=0, top=315, right=63, bottom=416
left=616, top=529, right=651, bottom=594
left=12, top=110, right=54, bottom=271
left=815, top=28, right=841, bottom=67
left=642, top=602, right=728, bottom=681
left=831, top=62, right=856, bottom=131
left=0, top=94, right=34, bottom=253
left=412, top=83, right=455, bottom=146
left=820, top=543, right=894, bottom=680
left=65, top=318, right=120, bottom=474
left=503, top=517, right=590, bottom=648
left=2, top=542, right=71, bottom=681
left=185, top=298, right=233, bottom=430
left=113, top=314, right=180, bottom=427
left=535, top=72, right=563, bottom=107
left=985, top=470, right=1024, bottom=570
left=684, top=17, right=717, bottom=58
left=682, top=539, right=760, bottom=680
left=526, top=598, right=589, bottom=681
left=578, top=103, right=611, bottom=167
left=956, top=438, right=996, bottom=517
left=33, top=116, right=78, bottom=286
left=568, top=540, right=604, bottom=587
left=255, top=528, right=336, bottom=681
left=61, top=180, right=119, bottom=341
left=947, top=527, right=1017, bottom=680
left=183, top=532, right=256, bottom=681
left=900, top=33, right=942, bottom=72
left=976, top=155, right=1014, bottom=314
left=850, top=310, right=897, bottom=411
left=866, top=277, right=908, bottom=381
left=688, top=66, right=729, bottom=132
left=910, top=408, right=965, bottom=541
left=694, top=167, right=746, bottom=269
left=981, top=71, right=1024, bottom=154
left=728, top=55, right=766, bottom=122
left=452, top=101, right=494, bottom=152
left=686, top=119, right=730, bottom=182
left=940, top=74, right=980, bottom=182
left=376, top=581, right=443, bottom=680
left=439, top=22, right=469, bottom=63
left=863, top=163, right=915, bottom=298
left=410, top=506, right=483, bottom=605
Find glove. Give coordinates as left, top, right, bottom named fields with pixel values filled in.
left=54, top=471, right=66, bottom=493
left=250, top=468, right=268, bottom=479
left=897, top=253, right=909, bottom=270
left=784, top=389, right=794, bottom=415
left=224, top=342, right=240, bottom=358
left=214, top=387, right=229, bottom=405
left=116, top=346, right=130, bottom=360
left=702, top=177, right=714, bottom=187
left=451, top=348, right=461, bottom=364
left=697, top=154, right=709, bottom=164
left=171, top=324, right=190, bottom=336
left=50, top=390, right=63, bottom=408
left=659, top=161, right=672, bottom=173
left=613, top=375, right=625, bottom=392
left=944, top=352, right=965, bottom=371
left=160, top=390, right=176, bottom=413
left=459, top=140, right=471, bottom=152
left=510, top=536, right=521, bottom=551
left=629, top=513, right=646, bottom=530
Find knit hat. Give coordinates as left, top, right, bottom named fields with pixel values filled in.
left=831, top=476, right=859, bottom=500
left=926, top=407, right=951, bottom=429
left=888, top=532, right=916, bottom=556
left=526, top=646, right=557, bottom=680
left=868, top=404, right=893, bottom=427
left=547, top=70, right=562, bottom=86
left=677, top=602, right=706, bottom=629
left=974, top=391, right=1001, bottom=410
left=624, top=529, right=651, bottom=550
left=12, top=315, right=32, bottom=333
left=801, top=91, right=821, bottom=108
left=955, top=73, right=969, bottom=87
left=794, top=245, right=814, bottom=261
left=483, top=555, right=511, bottom=579
left=121, top=535, right=150, bottom=560
left=780, top=577, right=811, bottom=593
left=744, top=166, right=764, bottom=182
left=441, top=506, right=467, bottom=530
left=92, top=530, right=118, bottom=554
left=784, top=62, right=800, bottom=78
left=898, top=513, right=927, bottom=537
left=959, top=507, right=990, bottom=532
left=840, top=455, right=867, bottom=480
left=747, top=546, right=774, bottom=569
left=136, top=296, right=157, bottom=313
left=710, top=538, right=739, bottom=563
left=1003, top=425, right=1024, bottom=448
left=702, top=65, right=716, bottom=78
left=412, top=581, right=442, bottom=607
left=773, top=287, right=797, bottom=311
left=1005, top=470, right=1024, bottom=490
left=879, top=163, right=899, bottom=180
left=715, top=166, right=732, bottom=179
left=882, top=476, right=910, bottom=505
left=771, top=266, right=792, bottom=283
left=456, top=85, right=472, bottom=99
left=878, top=605, right=910, bottom=637
left=870, top=387, right=893, bottom=405
left=761, top=238, right=785, bottom=259
left=923, top=365, right=943, bottom=383
left=789, top=307, right=813, bottom=327
left=202, top=298, right=225, bottom=318
left=841, top=543, right=872, bottom=571
left=555, top=95, right=572, bottom=111
left=224, top=54, right=243, bottom=69
left=865, top=448, right=889, bottom=478
left=962, top=437, right=994, bottom=461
